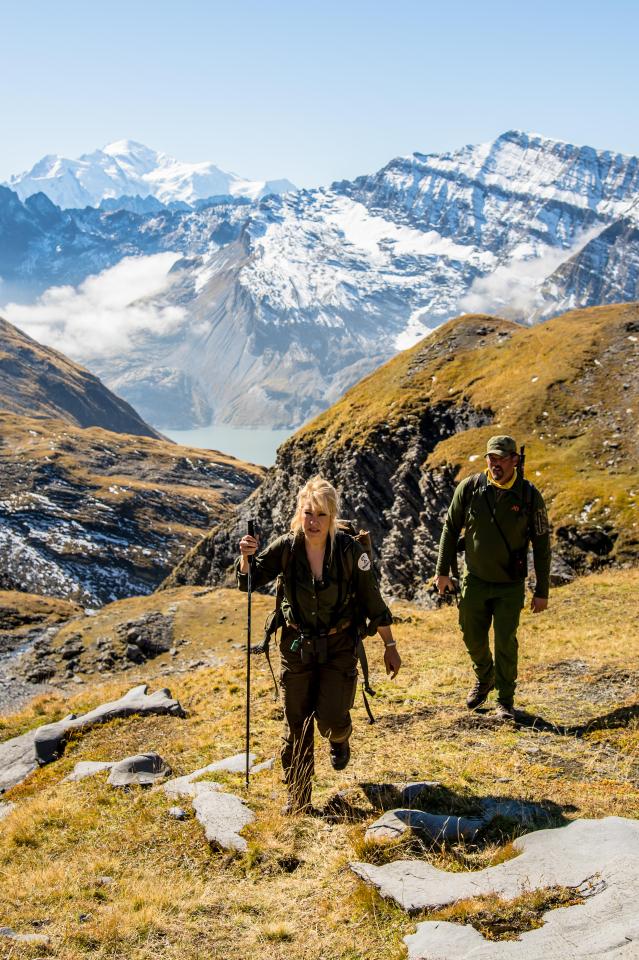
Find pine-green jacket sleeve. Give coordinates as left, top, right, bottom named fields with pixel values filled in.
left=235, top=534, right=288, bottom=592
left=435, top=477, right=472, bottom=576
left=530, top=488, right=551, bottom=599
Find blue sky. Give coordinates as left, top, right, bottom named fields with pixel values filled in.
left=2, top=0, right=638, bottom=188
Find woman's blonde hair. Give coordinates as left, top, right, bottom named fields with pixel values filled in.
left=291, top=476, right=340, bottom=551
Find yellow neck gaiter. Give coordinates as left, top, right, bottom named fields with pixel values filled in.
left=485, top=466, right=518, bottom=490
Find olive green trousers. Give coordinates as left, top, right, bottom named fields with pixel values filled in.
left=459, top=572, right=525, bottom=705
left=279, top=626, right=358, bottom=804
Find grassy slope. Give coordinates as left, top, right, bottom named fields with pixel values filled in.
left=292, top=303, right=639, bottom=561
left=0, top=411, right=265, bottom=543
left=1, top=569, right=638, bottom=958
left=0, top=315, right=159, bottom=437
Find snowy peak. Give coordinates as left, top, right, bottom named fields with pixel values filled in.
left=6, top=142, right=296, bottom=209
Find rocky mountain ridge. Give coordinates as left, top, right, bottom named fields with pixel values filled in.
left=165, top=302, right=639, bottom=601
left=0, top=317, right=264, bottom=603
left=2, top=131, right=639, bottom=428
left=0, top=409, right=264, bottom=605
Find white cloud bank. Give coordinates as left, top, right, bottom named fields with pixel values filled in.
left=459, top=226, right=604, bottom=320
left=3, top=253, right=186, bottom=360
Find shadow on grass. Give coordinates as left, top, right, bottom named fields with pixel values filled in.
left=321, top=780, right=570, bottom=833
left=514, top=702, right=639, bottom=737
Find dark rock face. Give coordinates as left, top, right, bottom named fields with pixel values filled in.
left=165, top=401, right=492, bottom=602
left=555, top=524, right=618, bottom=572
left=117, top=612, right=174, bottom=658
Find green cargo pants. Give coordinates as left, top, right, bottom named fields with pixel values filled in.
left=279, top=625, right=358, bottom=805
left=459, top=572, right=526, bottom=705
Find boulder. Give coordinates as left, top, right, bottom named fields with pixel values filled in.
left=0, top=685, right=185, bottom=791
left=107, top=752, right=171, bottom=787
left=0, top=926, right=51, bottom=946
left=0, top=800, right=16, bottom=820
left=0, top=729, right=41, bottom=793
left=64, top=761, right=115, bottom=782
left=164, top=752, right=269, bottom=799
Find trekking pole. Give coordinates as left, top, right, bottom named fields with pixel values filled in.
left=245, top=519, right=255, bottom=790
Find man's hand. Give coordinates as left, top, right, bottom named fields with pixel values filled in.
left=530, top=596, right=548, bottom=614
left=384, top=644, right=401, bottom=679
left=435, top=575, right=455, bottom=595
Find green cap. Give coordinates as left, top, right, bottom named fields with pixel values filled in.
left=486, top=435, right=517, bottom=456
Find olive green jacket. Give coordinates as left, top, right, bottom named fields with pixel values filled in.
left=236, top=531, right=392, bottom=635
left=436, top=473, right=551, bottom=598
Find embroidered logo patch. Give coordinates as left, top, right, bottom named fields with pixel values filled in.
left=358, top=553, right=371, bottom=572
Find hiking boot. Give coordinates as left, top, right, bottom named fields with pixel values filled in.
left=329, top=739, right=351, bottom=771
left=466, top=679, right=495, bottom=710
left=495, top=701, right=516, bottom=721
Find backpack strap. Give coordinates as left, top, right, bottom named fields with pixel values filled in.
left=250, top=536, right=294, bottom=699
left=462, top=472, right=486, bottom=523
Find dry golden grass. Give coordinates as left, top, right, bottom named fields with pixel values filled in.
left=0, top=568, right=638, bottom=958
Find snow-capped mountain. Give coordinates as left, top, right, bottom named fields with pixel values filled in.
left=2, top=131, right=639, bottom=428
left=6, top=140, right=296, bottom=208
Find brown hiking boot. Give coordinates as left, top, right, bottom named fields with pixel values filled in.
left=495, top=701, right=516, bottom=721
left=466, top=679, right=495, bottom=710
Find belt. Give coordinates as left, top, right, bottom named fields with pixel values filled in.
left=287, top=620, right=352, bottom=637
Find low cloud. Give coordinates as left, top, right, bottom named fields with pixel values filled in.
left=459, top=226, right=603, bottom=320
left=3, top=253, right=186, bottom=359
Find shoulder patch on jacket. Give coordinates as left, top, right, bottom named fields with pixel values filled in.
left=534, top=500, right=550, bottom=536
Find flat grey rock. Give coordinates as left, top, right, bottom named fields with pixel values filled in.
left=353, top=817, right=639, bottom=959
left=0, top=926, right=51, bottom=945
left=0, top=800, right=16, bottom=820
left=191, top=783, right=254, bottom=852
left=107, top=752, right=171, bottom=787
left=64, top=760, right=114, bottom=782
left=33, top=684, right=185, bottom=763
left=249, top=757, right=275, bottom=774
left=0, top=685, right=184, bottom=792
left=168, top=806, right=188, bottom=820
left=0, top=728, right=40, bottom=793
left=164, top=752, right=272, bottom=799
left=365, top=809, right=485, bottom=844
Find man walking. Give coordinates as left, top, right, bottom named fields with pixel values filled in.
left=435, top=436, right=551, bottom=720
